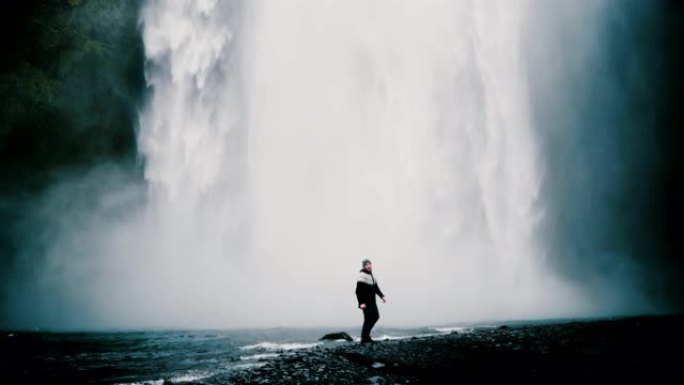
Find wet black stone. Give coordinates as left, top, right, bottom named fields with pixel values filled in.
left=320, top=332, right=354, bottom=342
left=223, top=314, right=684, bottom=384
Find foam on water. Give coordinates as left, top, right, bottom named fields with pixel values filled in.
left=240, top=341, right=322, bottom=352
left=433, top=326, right=472, bottom=334
left=167, top=370, right=217, bottom=383
left=115, top=380, right=165, bottom=385
left=239, top=352, right=282, bottom=361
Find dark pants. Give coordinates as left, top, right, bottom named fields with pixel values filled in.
left=361, top=304, right=379, bottom=342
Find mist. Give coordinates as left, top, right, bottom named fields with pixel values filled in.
left=2, top=0, right=682, bottom=330
left=524, top=0, right=683, bottom=313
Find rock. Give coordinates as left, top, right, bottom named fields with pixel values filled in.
left=371, top=362, right=385, bottom=368
left=337, top=351, right=371, bottom=365
left=284, top=355, right=304, bottom=363
left=320, top=332, right=354, bottom=342
left=498, top=325, right=510, bottom=330
left=368, top=376, right=387, bottom=385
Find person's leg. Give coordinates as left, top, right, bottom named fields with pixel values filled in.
left=361, top=305, right=380, bottom=343
left=361, top=307, right=373, bottom=342
left=367, top=305, right=379, bottom=339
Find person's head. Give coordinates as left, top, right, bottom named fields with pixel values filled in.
left=362, top=259, right=372, bottom=271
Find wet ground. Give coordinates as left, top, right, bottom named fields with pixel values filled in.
left=223, top=314, right=684, bottom=383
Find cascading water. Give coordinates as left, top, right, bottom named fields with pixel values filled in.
left=135, top=0, right=591, bottom=328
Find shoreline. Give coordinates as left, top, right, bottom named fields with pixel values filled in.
left=219, top=314, right=683, bottom=383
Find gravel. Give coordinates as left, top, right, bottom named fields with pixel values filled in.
left=208, top=314, right=683, bottom=383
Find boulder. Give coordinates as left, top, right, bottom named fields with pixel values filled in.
left=320, top=332, right=354, bottom=342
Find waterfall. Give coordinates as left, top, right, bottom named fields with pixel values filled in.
left=134, top=0, right=591, bottom=327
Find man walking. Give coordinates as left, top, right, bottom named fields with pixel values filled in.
left=355, top=259, right=386, bottom=343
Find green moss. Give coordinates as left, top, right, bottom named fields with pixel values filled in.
left=0, top=0, right=145, bottom=195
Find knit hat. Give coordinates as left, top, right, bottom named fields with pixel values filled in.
left=361, top=259, right=372, bottom=267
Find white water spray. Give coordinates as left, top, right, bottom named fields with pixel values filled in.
left=132, top=0, right=593, bottom=328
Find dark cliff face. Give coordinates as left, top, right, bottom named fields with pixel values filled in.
left=0, top=0, right=146, bottom=320
left=0, top=0, right=145, bottom=191
left=524, top=0, right=684, bottom=311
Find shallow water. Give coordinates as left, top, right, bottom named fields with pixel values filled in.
left=0, top=326, right=469, bottom=384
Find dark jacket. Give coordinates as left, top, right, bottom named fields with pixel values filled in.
left=355, top=269, right=384, bottom=307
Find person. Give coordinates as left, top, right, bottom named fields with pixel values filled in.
left=355, top=259, right=386, bottom=343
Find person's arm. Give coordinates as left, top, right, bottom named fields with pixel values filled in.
left=375, top=283, right=385, bottom=301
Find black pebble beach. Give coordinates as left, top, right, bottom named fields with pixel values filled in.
left=218, top=314, right=683, bottom=384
